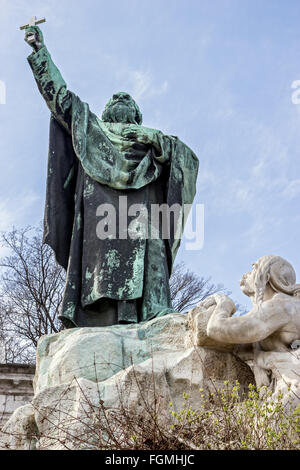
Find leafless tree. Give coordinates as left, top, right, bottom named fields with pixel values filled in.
left=170, top=262, right=229, bottom=312
left=0, top=226, right=65, bottom=363
left=0, top=226, right=236, bottom=364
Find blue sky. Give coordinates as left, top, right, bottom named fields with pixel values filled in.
left=1, top=0, right=300, bottom=310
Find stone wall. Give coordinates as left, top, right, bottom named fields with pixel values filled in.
left=0, top=364, right=35, bottom=427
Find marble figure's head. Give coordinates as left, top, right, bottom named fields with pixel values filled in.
left=239, top=255, right=300, bottom=305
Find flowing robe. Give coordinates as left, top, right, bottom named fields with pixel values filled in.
left=27, top=46, right=199, bottom=328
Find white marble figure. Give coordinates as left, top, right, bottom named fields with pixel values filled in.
left=205, top=255, right=300, bottom=405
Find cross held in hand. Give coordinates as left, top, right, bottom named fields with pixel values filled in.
left=20, top=16, right=46, bottom=30
left=20, top=16, right=46, bottom=45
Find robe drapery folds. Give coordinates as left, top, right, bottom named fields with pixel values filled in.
left=28, top=46, right=199, bottom=327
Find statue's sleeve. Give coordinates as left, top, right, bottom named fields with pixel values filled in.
left=27, top=46, right=72, bottom=133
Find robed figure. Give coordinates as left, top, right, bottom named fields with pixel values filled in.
left=24, top=26, right=199, bottom=328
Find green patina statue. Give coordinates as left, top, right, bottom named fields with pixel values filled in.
left=24, top=25, right=199, bottom=328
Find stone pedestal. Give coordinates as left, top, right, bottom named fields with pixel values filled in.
left=1, top=314, right=254, bottom=450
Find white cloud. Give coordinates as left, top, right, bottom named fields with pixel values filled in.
left=282, top=179, right=300, bottom=201
left=198, top=102, right=300, bottom=251
left=243, top=216, right=274, bottom=251
left=213, top=107, right=234, bottom=120
left=0, top=191, right=40, bottom=232
left=126, top=70, right=168, bottom=101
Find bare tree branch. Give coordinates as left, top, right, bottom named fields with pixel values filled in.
left=169, top=262, right=229, bottom=312
left=0, top=226, right=238, bottom=364
left=0, top=226, right=65, bottom=363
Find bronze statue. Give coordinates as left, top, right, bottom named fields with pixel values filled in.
left=24, top=25, right=199, bottom=328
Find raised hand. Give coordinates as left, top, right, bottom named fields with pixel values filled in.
left=24, top=26, right=44, bottom=52
left=213, top=293, right=237, bottom=316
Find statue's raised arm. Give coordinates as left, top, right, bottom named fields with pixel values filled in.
left=206, top=292, right=288, bottom=344
left=25, top=25, right=72, bottom=132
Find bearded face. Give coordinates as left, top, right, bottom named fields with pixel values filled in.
left=239, top=264, right=257, bottom=297
left=102, top=92, right=143, bottom=125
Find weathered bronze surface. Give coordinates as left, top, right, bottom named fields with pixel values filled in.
left=25, top=25, right=199, bottom=328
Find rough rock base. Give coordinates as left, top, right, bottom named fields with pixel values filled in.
left=1, top=314, right=254, bottom=450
